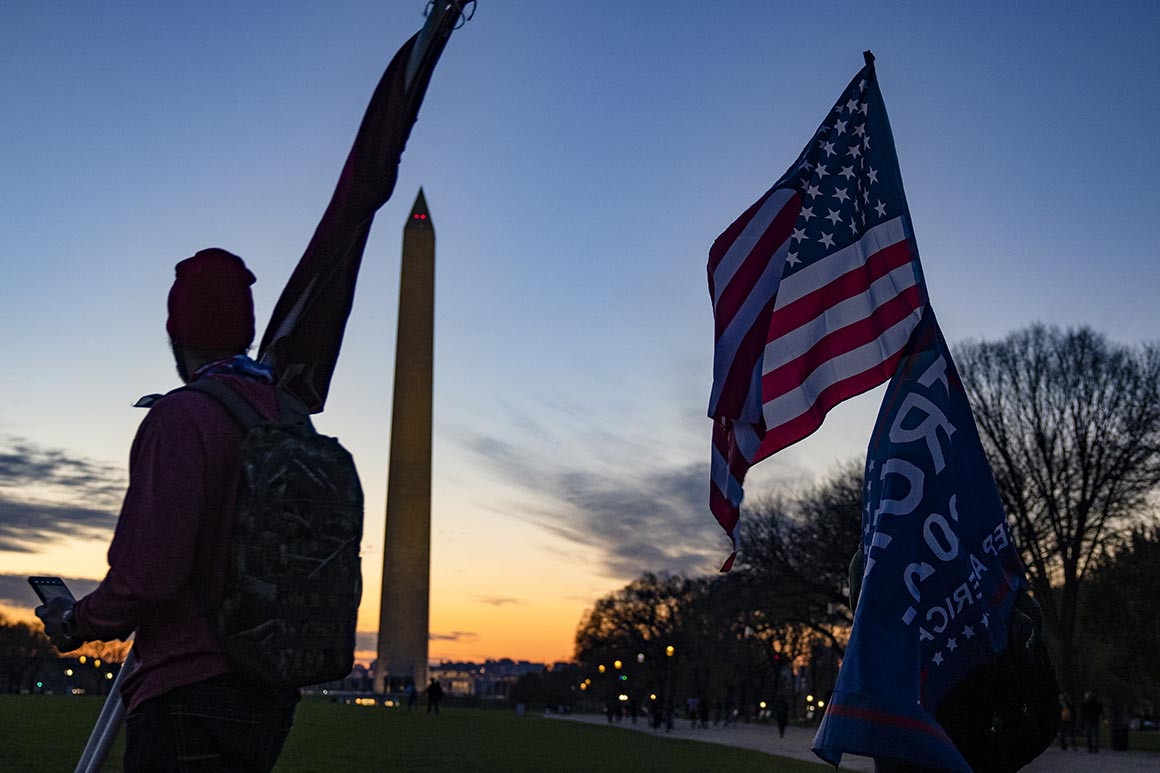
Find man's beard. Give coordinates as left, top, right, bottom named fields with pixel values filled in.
left=170, top=341, right=192, bottom=383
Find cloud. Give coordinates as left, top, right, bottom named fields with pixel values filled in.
left=429, top=630, right=479, bottom=643
left=465, top=432, right=729, bottom=580
left=354, top=629, right=482, bottom=651
left=473, top=595, right=523, bottom=607
left=0, top=436, right=124, bottom=499
left=0, top=573, right=102, bottom=609
left=0, top=435, right=123, bottom=551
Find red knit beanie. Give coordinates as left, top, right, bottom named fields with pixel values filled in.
left=166, top=248, right=256, bottom=351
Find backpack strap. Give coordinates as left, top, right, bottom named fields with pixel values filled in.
left=183, top=378, right=269, bottom=431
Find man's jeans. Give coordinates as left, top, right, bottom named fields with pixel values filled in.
left=124, top=674, right=299, bottom=772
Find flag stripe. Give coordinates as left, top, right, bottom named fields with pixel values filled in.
left=705, top=185, right=798, bottom=275
left=776, top=217, right=906, bottom=308
left=710, top=439, right=745, bottom=507
left=762, top=241, right=917, bottom=375
left=762, top=281, right=923, bottom=400
left=708, top=260, right=784, bottom=418
left=713, top=215, right=797, bottom=339
left=711, top=187, right=798, bottom=311
left=762, top=306, right=921, bottom=430
left=823, top=703, right=955, bottom=744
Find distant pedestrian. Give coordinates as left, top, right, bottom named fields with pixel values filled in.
left=1058, top=693, right=1077, bottom=750
left=775, top=698, right=789, bottom=738
left=1081, top=691, right=1103, bottom=753
left=426, top=678, right=444, bottom=715
left=405, top=681, right=418, bottom=712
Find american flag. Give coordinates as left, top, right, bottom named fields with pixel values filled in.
left=708, top=54, right=927, bottom=567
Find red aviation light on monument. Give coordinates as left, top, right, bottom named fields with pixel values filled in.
left=406, top=188, right=433, bottom=229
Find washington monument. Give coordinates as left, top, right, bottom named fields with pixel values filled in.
left=375, top=189, right=434, bottom=694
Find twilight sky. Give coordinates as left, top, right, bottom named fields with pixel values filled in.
left=2, top=1, right=1158, bottom=665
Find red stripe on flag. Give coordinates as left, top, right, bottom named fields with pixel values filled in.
left=713, top=297, right=779, bottom=420
left=712, top=194, right=800, bottom=337
left=709, top=484, right=739, bottom=534
left=823, top=703, right=955, bottom=744
left=766, top=239, right=913, bottom=336
left=709, top=187, right=782, bottom=276
left=762, top=283, right=923, bottom=402
left=754, top=343, right=911, bottom=458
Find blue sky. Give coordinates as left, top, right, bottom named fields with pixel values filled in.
left=1, top=1, right=1158, bottom=663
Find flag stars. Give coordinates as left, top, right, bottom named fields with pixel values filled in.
left=800, top=206, right=815, bottom=221
left=822, top=141, right=836, bottom=157
left=806, top=184, right=822, bottom=199
left=862, top=135, right=871, bottom=151
left=786, top=251, right=801, bottom=267
left=834, top=119, right=847, bottom=135
left=792, top=227, right=807, bottom=243
left=853, top=124, right=866, bottom=137
left=867, top=166, right=879, bottom=184
left=845, top=98, right=859, bottom=113
left=962, top=625, right=975, bottom=639
left=819, top=232, right=835, bottom=248
left=860, top=101, right=869, bottom=115
left=839, top=165, right=856, bottom=181
left=932, top=652, right=944, bottom=666
left=815, top=163, right=830, bottom=179
left=874, top=200, right=887, bottom=217
left=946, top=638, right=958, bottom=652
left=825, top=209, right=843, bottom=225
left=833, top=187, right=850, bottom=204
left=981, top=613, right=990, bottom=628
left=847, top=144, right=862, bottom=159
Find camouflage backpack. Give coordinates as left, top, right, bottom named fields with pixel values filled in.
left=185, top=378, right=364, bottom=688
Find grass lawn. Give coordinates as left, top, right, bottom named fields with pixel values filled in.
left=0, top=695, right=829, bottom=771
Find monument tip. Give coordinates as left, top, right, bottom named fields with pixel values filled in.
left=408, top=188, right=432, bottom=227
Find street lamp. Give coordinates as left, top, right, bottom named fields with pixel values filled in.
left=665, top=645, right=675, bottom=657
left=613, top=660, right=622, bottom=670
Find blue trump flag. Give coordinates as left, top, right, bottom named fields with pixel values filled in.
left=812, top=308, right=1028, bottom=772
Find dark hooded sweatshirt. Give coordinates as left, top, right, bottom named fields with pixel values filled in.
left=73, top=373, right=278, bottom=711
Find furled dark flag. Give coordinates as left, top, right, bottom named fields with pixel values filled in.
left=812, top=308, right=1027, bottom=772
left=258, top=3, right=466, bottom=412
left=707, top=54, right=925, bottom=568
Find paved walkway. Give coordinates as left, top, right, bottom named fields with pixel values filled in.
left=546, top=713, right=1160, bottom=771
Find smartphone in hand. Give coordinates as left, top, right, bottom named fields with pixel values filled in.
left=28, top=576, right=76, bottom=606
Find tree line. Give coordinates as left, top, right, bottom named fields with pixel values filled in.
left=568, top=324, right=1160, bottom=720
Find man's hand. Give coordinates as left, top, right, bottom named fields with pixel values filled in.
left=34, top=596, right=84, bottom=652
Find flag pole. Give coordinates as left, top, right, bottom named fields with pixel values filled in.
left=74, top=650, right=136, bottom=773
left=863, top=50, right=875, bottom=67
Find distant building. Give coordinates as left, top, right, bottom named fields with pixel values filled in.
left=428, top=659, right=547, bottom=699
left=310, top=657, right=559, bottom=700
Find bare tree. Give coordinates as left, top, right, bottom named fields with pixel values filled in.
left=736, top=461, right=864, bottom=655
left=956, top=325, right=1160, bottom=692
